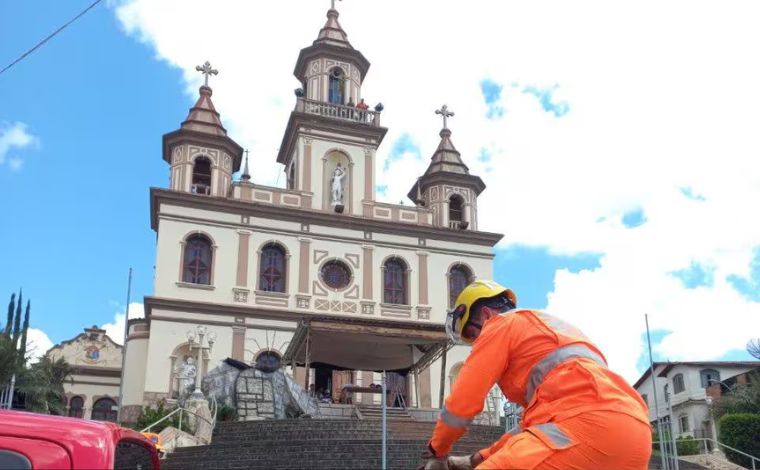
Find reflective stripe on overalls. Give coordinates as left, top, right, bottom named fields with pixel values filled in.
left=525, top=343, right=607, bottom=404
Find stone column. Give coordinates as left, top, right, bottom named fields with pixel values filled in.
left=362, top=245, right=373, bottom=300
left=298, top=238, right=311, bottom=294
left=231, top=326, right=246, bottom=362
left=235, top=230, right=251, bottom=287
left=417, top=251, right=429, bottom=305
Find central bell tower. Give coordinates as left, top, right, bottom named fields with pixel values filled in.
left=276, top=5, right=387, bottom=216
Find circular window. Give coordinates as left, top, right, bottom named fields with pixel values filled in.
left=321, top=260, right=352, bottom=290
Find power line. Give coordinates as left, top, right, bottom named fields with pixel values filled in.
left=0, top=0, right=105, bottom=77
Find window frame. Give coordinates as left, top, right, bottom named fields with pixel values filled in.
left=258, top=243, right=288, bottom=293
left=673, top=373, right=686, bottom=395
left=68, top=395, right=84, bottom=418
left=382, top=257, right=409, bottom=305
left=181, top=234, right=214, bottom=285
left=91, top=397, right=118, bottom=422
left=679, top=414, right=690, bottom=434
left=449, top=194, right=464, bottom=223
left=700, top=369, right=720, bottom=389
left=448, top=263, right=473, bottom=309
left=191, top=156, right=213, bottom=195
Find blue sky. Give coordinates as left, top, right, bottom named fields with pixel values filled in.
left=0, top=1, right=180, bottom=344
left=2, top=1, right=758, bottom=382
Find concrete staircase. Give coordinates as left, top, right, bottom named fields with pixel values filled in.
left=162, top=418, right=503, bottom=470
left=356, top=404, right=413, bottom=421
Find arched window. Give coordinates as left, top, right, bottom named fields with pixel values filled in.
left=328, top=67, right=345, bottom=105
left=383, top=258, right=408, bottom=305
left=673, top=373, right=685, bottom=394
left=182, top=234, right=213, bottom=285
left=700, top=369, right=720, bottom=388
left=191, top=157, right=212, bottom=195
left=91, top=397, right=117, bottom=422
left=449, top=194, right=464, bottom=228
left=449, top=264, right=473, bottom=308
left=68, top=396, right=84, bottom=418
left=259, top=244, right=286, bottom=293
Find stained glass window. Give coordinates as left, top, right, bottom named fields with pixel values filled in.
left=321, top=260, right=351, bottom=290
left=383, top=258, right=407, bottom=305
left=449, top=264, right=472, bottom=308
left=259, top=244, right=286, bottom=293
left=182, top=235, right=212, bottom=285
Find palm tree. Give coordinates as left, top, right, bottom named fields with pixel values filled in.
left=17, top=357, right=73, bottom=414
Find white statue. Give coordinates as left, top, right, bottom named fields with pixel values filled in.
left=331, top=164, right=346, bottom=206
left=178, top=356, right=197, bottom=399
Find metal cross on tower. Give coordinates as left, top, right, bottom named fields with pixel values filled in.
left=435, top=104, right=455, bottom=130
left=331, top=0, right=342, bottom=10
left=195, top=61, right=218, bottom=87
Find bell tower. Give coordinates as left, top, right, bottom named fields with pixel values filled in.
left=408, top=105, right=486, bottom=230
left=162, top=62, right=243, bottom=198
left=277, top=4, right=387, bottom=215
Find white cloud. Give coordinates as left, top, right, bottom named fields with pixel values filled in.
left=113, top=0, right=760, bottom=382
left=0, top=121, right=38, bottom=169
left=100, top=302, right=145, bottom=345
left=25, top=328, right=54, bottom=363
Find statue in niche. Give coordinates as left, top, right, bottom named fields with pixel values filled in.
left=177, top=355, right=197, bottom=399
left=331, top=163, right=346, bottom=212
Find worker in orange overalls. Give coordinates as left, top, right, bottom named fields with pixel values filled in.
left=417, top=280, right=652, bottom=470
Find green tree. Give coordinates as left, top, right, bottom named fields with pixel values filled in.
left=17, top=357, right=73, bottom=415
left=11, top=290, right=22, bottom=348
left=719, top=413, right=760, bottom=468
left=0, top=333, right=18, bottom=385
left=19, top=301, right=30, bottom=359
left=711, top=373, right=760, bottom=420
left=4, top=293, right=14, bottom=337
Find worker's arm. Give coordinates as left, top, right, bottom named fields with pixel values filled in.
left=428, top=316, right=514, bottom=457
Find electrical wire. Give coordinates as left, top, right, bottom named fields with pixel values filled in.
left=0, top=0, right=105, bottom=77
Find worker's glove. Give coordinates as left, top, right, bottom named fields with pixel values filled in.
left=415, top=443, right=449, bottom=470
left=447, top=455, right=473, bottom=470
left=447, top=452, right=483, bottom=470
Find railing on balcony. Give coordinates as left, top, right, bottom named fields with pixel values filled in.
left=296, top=98, right=381, bottom=127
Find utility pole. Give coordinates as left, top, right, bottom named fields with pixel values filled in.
left=646, top=314, right=669, bottom=470
left=117, top=268, right=132, bottom=423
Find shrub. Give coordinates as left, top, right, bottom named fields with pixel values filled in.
left=676, top=435, right=700, bottom=456
left=719, top=413, right=760, bottom=468
left=216, top=404, right=238, bottom=422
left=135, top=401, right=191, bottom=434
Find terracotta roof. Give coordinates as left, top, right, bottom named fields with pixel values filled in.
left=180, top=86, right=227, bottom=137
left=314, top=8, right=352, bottom=48
left=632, top=361, right=760, bottom=389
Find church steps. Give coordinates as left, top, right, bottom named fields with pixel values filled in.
left=162, top=419, right=500, bottom=470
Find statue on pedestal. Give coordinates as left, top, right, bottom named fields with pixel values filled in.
left=331, top=164, right=346, bottom=212
left=178, top=356, right=197, bottom=400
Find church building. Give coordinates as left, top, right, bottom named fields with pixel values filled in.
left=120, top=5, right=502, bottom=422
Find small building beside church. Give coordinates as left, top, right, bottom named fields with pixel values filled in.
left=46, top=326, right=122, bottom=421
left=120, top=5, right=503, bottom=423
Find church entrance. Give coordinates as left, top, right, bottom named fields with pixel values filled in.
left=314, top=366, right=354, bottom=404
left=386, top=372, right=408, bottom=408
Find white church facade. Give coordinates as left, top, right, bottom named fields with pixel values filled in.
left=121, top=5, right=503, bottom=422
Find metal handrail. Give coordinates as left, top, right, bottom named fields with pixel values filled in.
left=140, top=396, right=218, bottom=434
left=654, top=437, right=760, bottom=470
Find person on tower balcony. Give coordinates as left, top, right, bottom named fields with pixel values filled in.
left=417, top=280, right=652, bottom=470
left=355, top=98, right=369, bottom=122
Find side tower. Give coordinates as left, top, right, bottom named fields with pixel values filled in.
left=163, top=62, right=243, bottom=198
left=277, top=6, right=387, bottom=215
left=408, top=105, right=485, bottom=231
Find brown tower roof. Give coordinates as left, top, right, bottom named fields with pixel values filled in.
left=180, top=85, right=228, bottom=137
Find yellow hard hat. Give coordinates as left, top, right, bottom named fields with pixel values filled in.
left=446, top=280, right=517, bottom=344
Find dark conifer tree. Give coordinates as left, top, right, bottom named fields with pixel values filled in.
left=4, top=293, right=14, bottom=337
